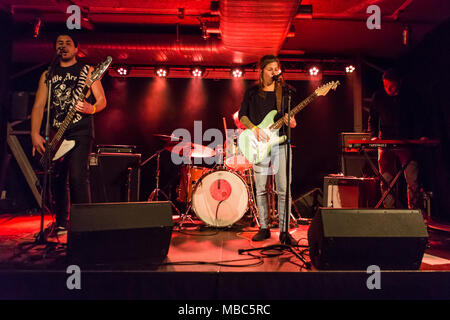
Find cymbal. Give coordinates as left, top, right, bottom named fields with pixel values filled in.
left=164, top=142, right=216, bottom=158
left=154, top=134, right=183, bottom=142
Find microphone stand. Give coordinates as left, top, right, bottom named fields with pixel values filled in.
left=282, top=85, right=292, bottom=241
left=34, top=51, right=60, bottom=244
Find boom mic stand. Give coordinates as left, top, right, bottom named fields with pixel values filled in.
left=34, top=51, right=61, bottom=244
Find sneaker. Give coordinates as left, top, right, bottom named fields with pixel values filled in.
left=252, top=228, right=271, bottom=241
left=279, top=232, right=298, bottom=245
left=55, top=225, right=67, bottom=233
left=50, top=224, right=67, bottom=236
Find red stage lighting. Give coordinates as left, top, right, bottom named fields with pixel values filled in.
left=191, top=67, right=204, bottom=78
left=117, top=66, right=129, bottom=76
left=231, top=68, right=244, bottom=78
left=309, top=66, right=320, bottom=76
left=33, top=18, right=42, bottom=38
left=346, top=65, right=355, bottom=73
left=156, top=67, right=169, bottom=78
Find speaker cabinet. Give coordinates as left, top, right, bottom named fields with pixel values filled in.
left=307, top=208, right=428, bottom=270
left=323, top=175, right=378, bottom=208
left=339, top=132, right=377, bottom=177
left=88, top=153, right=141, bottom=202
left=68, top=201, right=173, bottom=266
left=10, top=91, right=32, bottom=121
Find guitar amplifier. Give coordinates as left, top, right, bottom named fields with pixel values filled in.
left=324, top=175, right=378, bottom=208
left=96, top=144, right=136, bottom=154
left=339, top=132, right=377, bottom=177
left=89, top=153, right=141, bottom=202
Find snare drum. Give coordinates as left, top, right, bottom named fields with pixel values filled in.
left=225, top=136, right=252, bottom=172
left=176, top=165, right=210, bottom=203
left=191, top=169, right=249, bottom=227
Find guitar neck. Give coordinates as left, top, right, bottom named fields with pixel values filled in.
left=50, top=81, right=92, bottom=147
left=272, top=92, right=317, bottom=130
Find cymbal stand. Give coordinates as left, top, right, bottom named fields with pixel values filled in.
left=142, top=148, right=181, bottom=216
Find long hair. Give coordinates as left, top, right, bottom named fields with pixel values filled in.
left=257, top=55, right=283, bottom=97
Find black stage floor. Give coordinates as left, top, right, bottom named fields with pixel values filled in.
left=0, top=212, right=449, bottom=300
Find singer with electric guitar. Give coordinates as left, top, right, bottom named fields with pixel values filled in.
left=238, top=55, right=298, bottom=245
left=238, top=55, right=339, bottom=244
left=30, top=33, right=107, bottom=234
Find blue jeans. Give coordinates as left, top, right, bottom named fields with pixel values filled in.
left=253, top=144, right=292, bottom=231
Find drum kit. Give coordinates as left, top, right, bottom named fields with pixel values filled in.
left=148, top=132, right=261, bottom=229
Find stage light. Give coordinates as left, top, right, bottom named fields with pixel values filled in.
left=231, top=68, right=244, bottom=78
left=346, top=65, right=355, bottom=73
left=191, top=67, right=204, bottom=78
left=33, top=18, right=42, bottom=38
left=117, top=66, right=129, bottom=77
left=156, top=67, right=169, bottom=78
left=402, top=26, right=410, bottom=46
left=309, top=66, right=320, bottom=76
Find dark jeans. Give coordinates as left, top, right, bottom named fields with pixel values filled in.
left=52, top=135, right=92, bottom=227
left=378, top=147, right=422, bottom=210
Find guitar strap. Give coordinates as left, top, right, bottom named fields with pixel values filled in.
left=275, top=82, right=283, bottom=112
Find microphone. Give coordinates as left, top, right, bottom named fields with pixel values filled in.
left=272, top=72, right=282, bottom=82
left=57, top=47, right=64, bottom=55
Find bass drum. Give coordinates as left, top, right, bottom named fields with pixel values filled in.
left=192, top=169, right=249, bottom=227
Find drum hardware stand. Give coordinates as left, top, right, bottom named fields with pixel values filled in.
left=178, top=203, right=196, bottom=229
left=267, top=173, right=298, bottom=228
left=267, top=175, right=277, bottom=222
left=246, top=169, right=260, bottom=227
left=177, top=162, right=196, bottom=229
left=423, top=190, right=433, bottom=222
left=141, top=148, right=181, bottom=216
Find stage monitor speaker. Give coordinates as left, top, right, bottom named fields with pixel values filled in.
left=88, top=153, right=140, bottom=202
left=308, top=208, right=428, bottom=270
left=68, top=201, right=173, bottom=266
left=293, top=188, right=323, bottom=219
left=339, top=132, right=377, bottom=177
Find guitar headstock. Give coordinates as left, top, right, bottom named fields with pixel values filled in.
left=315, top=81, right=340, bottom=96
left=90, top=56, right=113, bottom=82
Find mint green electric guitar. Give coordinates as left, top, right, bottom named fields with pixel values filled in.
left=238, top=81, right=340, bottom=164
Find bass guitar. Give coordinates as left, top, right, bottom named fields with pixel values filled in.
left=39, top=56, right=112, bottom=169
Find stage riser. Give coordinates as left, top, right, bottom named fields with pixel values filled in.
left=0, top=271, right=449, bottom=300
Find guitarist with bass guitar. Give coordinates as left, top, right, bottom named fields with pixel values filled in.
left=30, top=33, right=107, bottom=234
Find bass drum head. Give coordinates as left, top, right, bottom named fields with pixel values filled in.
left=192, top=170, right=249, bottom=227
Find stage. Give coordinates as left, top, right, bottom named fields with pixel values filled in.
left=0, top=212, right=449, bottom=300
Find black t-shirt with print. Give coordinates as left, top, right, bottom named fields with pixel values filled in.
left=49, top=62, right=95, bottom=138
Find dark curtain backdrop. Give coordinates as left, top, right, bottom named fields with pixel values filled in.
left=0, top=10, right=13, bottom=207
left=94, top=75, right=353, bottom=203
left=395, top=17, right=450, bottom=222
